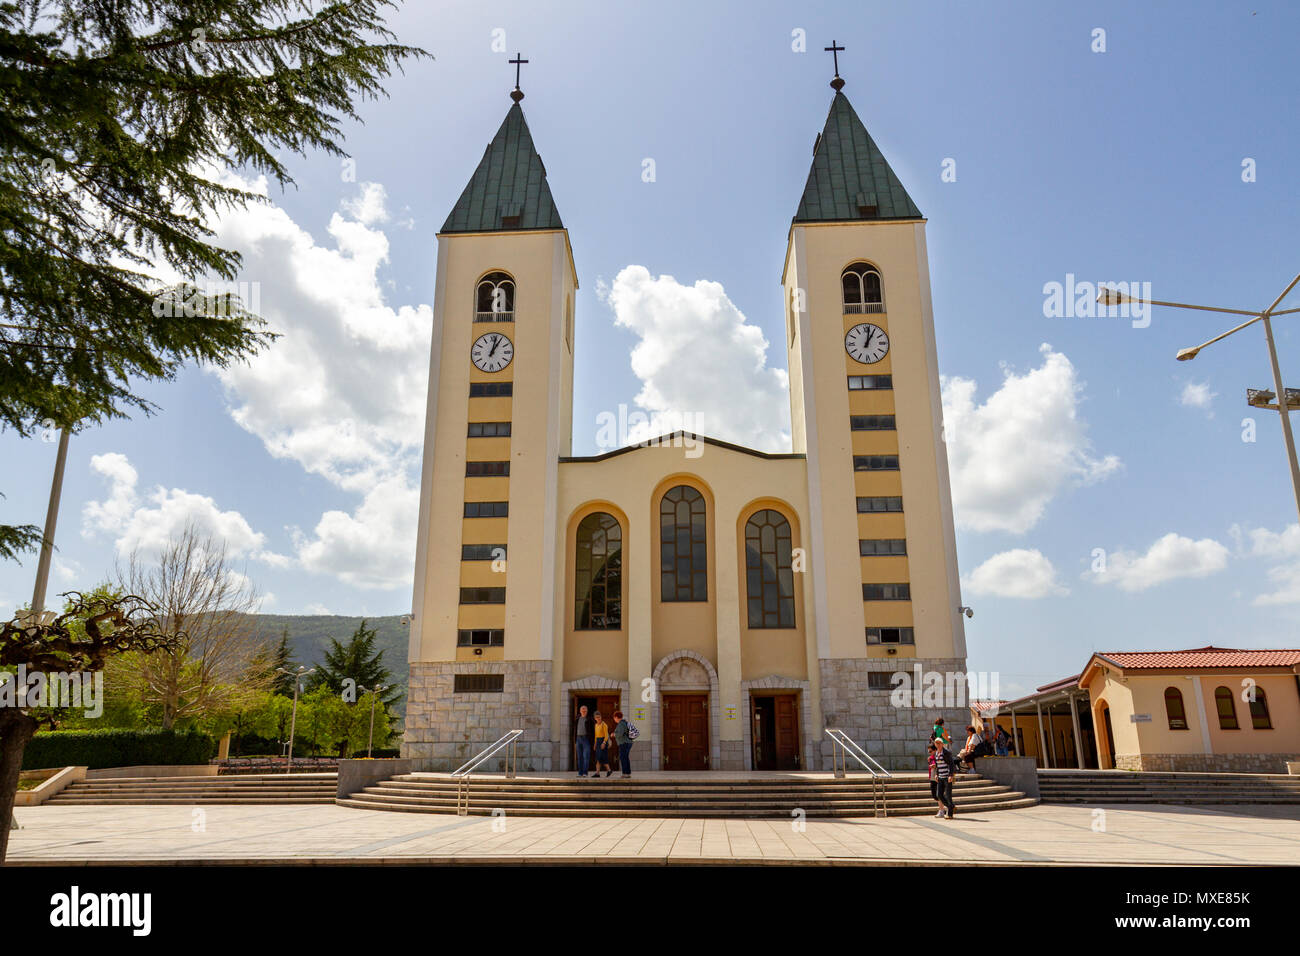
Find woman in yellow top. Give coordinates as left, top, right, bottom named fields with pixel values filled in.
left=592, top=712, right=613, bottom=778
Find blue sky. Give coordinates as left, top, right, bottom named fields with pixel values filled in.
left=3, top=0, right=1299, bottom=699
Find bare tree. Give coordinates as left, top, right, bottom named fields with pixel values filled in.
left=116, top=523, right=268, bottom=729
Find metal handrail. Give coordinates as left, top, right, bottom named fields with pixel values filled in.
left=451, top=729, right=522, bottom=815
left=825, top=728, right=892, bottom=818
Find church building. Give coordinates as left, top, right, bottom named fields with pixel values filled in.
left=403, top=62, right=969, bottom=772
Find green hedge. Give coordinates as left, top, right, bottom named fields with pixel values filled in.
left=21, top=729, right=217, bottom=770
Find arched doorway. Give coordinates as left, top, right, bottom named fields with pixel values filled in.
left=652, top=651, right=721, bottom=770
left=1096, top=701, right=1115, bottom=770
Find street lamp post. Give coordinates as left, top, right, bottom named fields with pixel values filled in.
left=30, top=427, right=70, bottom=618
left=276, top=665, right=315, bottom=774
left=1099, top=274, right=1300, bottom=524
left=361, top=684, right=387, bottom=758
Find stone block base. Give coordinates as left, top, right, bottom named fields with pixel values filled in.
left=402, top=660, right=554, bottom=771
left=818, top=657, right=971, bottom=772
left=1114, top=752, right=1300, bottom=774
left=718, top=739, right=744, bottom=771
left=337, top=758, right=413, bottom=798
left=970, top=756, right=1039, bottom=798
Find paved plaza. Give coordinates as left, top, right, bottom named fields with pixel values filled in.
left=6, top=801, right=1300, bottom=865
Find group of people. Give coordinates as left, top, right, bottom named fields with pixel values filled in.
left=927, top=718, right=1014, bottom=819
left=574, top=705, right=636, bottom=778
left=573, top=708, right=1014, bottom=801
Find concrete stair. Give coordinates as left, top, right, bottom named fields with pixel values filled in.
left=337, top=772, right=1037, bottom=818
left=44, top=773, right=338, bottom=805
left=1038, top=769, right=1300, bottom=805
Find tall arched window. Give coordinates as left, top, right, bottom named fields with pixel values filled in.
left=1249, top=687, right=1272, bottom=729
left=841, top=262, right=883, bottom=314
left=574, top=512, right=621, bottom=629
left=660, top=485, right=707, bottom=601
left=476, top=271, right=514, bottom=321
left=745, top=510, right=795, bottom=628
left=1164, top=686, right=1188, bottom=730
left=1214, top=686, right=1238, bottom=729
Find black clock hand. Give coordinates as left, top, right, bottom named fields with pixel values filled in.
left=488, top=335, right=499, bottom=358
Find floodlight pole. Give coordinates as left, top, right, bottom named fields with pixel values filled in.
left=364, top=685, right=386, bottom=758
left=1101, top=274, right=1300, bottom=525
left=30, top=428, right=70, bottom=617
left=278, top=666, right=315, bottom=774
left=1260, top=312, right=1300, bottom=525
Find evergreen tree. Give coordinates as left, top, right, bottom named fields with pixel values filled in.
left=0, top=0, right=427, bottom=557
left=312, top=619, right=400, bottom=707
left=268, top=627, right=296, bottom=696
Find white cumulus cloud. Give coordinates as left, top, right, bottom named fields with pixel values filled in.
left=1235, top=523, right=1300, bottom=606
left=941, top=344, right=1120, bottom=534
left=1090, top=532, right=1229, bottom=592
left=1180, top=381, right=1217, bottom=414
left=340, top=182, right=390, bottom=226
left=292, top=475, right=419, bottom=590
left=599, top=265, right=790, bottom=452
left=964, top=548, right=1069, bottom=598
left=174, top=173, right=433, bottom=590
left=209, top=175, right=430, bottom=494
left=81, top=452, right=288, bottom=565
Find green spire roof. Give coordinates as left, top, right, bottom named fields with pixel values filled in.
left=794, top=91, right=922, bottom=223
left=441, top=102, right=564, bottom=233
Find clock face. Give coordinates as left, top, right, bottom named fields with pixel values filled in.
left=845, top=323, right=889, bottom=364
left=471, top=332, right=513, bottom=372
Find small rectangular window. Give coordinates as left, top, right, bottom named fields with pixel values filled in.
left=863, top=583, right=911, bottom=601
left=866, top=626, right=914, bottom=645
left=466, top=461, right=510, bottom=477
left=848, top=375, right=893, bottom=390
left=850, top=415, right=896, bottom=431
left=854, top=455, right=900, bottom=471
left=459, top=587, right=506, bottom=604
left=468, top=422, right=512, bottom=437
left=453, top=674, right=505, bottom=693
left=860, top=539, right=907, bottom=556
left=857, top=496, right=903, bottom=513
left=500, top=214, right=521, bottom=228
left=457, top=629, right=504, bottom=647
left=469, top=382, right=513, bottom=398
left=464, top=501, right=509, bottom=518
left=461, top=544, right=506, bottom=561
left=867, top=672, right=896, bottom=690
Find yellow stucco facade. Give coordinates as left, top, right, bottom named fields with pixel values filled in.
left=1082, top=662, right=1300, bottom=773
left=980, top=651, right=1300, bottom=773
left=403, top=84, right=970, bottom=772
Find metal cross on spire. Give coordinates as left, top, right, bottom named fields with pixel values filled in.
left=824, top=40, right=846, bottom=91
left=509, top=52, right=529, bottom=102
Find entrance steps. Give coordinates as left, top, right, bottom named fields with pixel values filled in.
left=44, top=773, right=338, bottom=805
left=1038, top=769, right=1300, bottom=805
left=337, top=771, right=1036, bottom=818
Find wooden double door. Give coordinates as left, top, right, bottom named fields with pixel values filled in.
left=663, top=694, right=709, bottom=770
left=752, top=694, right=800, bottom=770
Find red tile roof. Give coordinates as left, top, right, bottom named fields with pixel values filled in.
left=1096, top=646, right=1300, bottom=670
